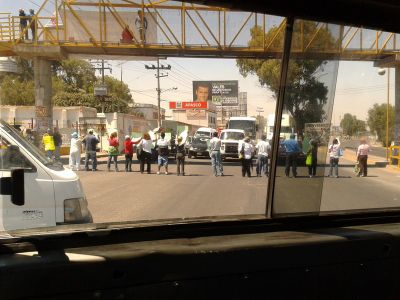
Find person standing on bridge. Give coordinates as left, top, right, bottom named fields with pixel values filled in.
left=209, top=132, right=224, bottom=176
left=135, top=10, right=148, bottom=43
left=357, top=138, right=370, bottom=177
left=19, top=9, right=28, bottom=40
left=282, top=134, right=301, bottom=178
left=28, top=9, right=36, bottom=40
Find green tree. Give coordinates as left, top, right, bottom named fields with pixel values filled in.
left=55, top=59, right=96, bottom=93
left=0, top=75, right=35, bottom=106
left=53, top=75, right=133, bottom=113
left=367, top=103, right=395, bottom=146
left=340, top=113, right=366, bottom=137
left=237, top=21, right=337, bottom=136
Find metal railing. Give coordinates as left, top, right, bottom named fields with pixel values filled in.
left=389, top=146, right=400, bottom=168
left=2, top=0, right=400, bottom=59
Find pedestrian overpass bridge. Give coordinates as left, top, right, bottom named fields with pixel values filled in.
left=0, top=0, right=400, bottom=61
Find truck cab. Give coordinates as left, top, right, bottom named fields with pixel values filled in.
left=220, top=129, right=245, bottom=160
left=0, top=120, right=92, bottom=231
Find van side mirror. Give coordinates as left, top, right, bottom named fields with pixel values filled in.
left=0, top=168, right=25, bottom=206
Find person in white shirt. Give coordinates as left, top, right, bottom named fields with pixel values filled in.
left=357, top=138, right=370, bottom=177
left=328, top=138, right=341, bottom=178
left=138, top=133, right=153, bottom=174
left=239, top=137, right=254, bottom=178
left=69, top=132, right=82, bottom=171
left=255, top=135, right=271, bottom=177
left=156, top=132, right=170, bottom=175
left=209, top=132, right=224, bottom=176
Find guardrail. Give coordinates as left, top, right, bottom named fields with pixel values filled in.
left=389, top=146, right=400, bottom=168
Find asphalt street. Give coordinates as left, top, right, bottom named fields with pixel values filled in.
left=77, top=154, right=400, bottom=223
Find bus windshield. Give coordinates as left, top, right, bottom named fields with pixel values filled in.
left=228, top=120, right=256, bottom=137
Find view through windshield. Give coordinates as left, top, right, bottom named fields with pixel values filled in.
left=0, top=0, right=399, bottom=234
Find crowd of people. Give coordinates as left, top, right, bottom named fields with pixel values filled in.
left=36, top=129, right=370, bottom=179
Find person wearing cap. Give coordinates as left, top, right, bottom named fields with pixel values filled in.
left=69, top=132, right=82, bottom=171
left=176, top=136, right=186, bottom=176
left=282, top=134, right=301, bottom=178
left=42, top=128, right=55, bottom=159
left=82, top=129, right=99, bottom=171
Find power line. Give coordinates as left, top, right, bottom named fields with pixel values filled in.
left=169, top=58, right=203, bottom=80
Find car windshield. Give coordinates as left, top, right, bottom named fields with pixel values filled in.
left=0, top=0, right=399, bottom=242
left=196, top=131, right=210, bottom=137
left=221, top=132, right=244, bottom=140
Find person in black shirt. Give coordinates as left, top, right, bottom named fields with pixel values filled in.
left=19, top=9, right=28, bottom=40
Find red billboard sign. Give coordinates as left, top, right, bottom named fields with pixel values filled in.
left=169, top=101, right=208, bottom=109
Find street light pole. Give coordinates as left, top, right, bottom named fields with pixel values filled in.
left=386, top=68, right=390, bottom=161
left=378, top=67, right=390, bottom=162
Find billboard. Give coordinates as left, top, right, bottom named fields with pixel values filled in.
left=169, top=101, right=208, bottom=109
left=193, top=81, right=238, bottom=106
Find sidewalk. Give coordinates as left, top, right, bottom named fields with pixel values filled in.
left=342, top=148, right=400, bottom=173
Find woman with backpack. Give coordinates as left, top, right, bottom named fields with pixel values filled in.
left=328, top=138, right=342, bottom=178
left=306, top=138, right=318, bottom=178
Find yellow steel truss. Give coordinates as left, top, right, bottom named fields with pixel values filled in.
left=0, top=0, right=400, bottom=60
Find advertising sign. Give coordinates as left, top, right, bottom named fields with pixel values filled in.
left=192, top=81, right=238, bottom=106
left=186, top=109, right=206, bottom=119
left=169, top=101, right=208, bottom=109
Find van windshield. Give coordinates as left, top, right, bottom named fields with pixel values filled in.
left=221, top=132, right=244, bottom=140
left=195, top=131, right=210, bottom=137
left=0, top=121, right=63, bottom=171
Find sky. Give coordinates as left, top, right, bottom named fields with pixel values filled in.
left=1, top=0, right=393, bottom=125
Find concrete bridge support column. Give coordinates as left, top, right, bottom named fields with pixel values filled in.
left=395, top=66, right=400, bottom=144
left=33, top=57, right=52, bottom=145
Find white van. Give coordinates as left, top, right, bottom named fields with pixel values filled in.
left=0, top=120, right=92, bottom=231
left=220, top=129, right=245, bottom=159
left=194, top=127, right=216, bottom=139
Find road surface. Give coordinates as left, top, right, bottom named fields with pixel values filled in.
left=77, top=155, right=400, bottom=223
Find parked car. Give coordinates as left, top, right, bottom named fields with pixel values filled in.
left=277, top=138, right=306, bottom=166
left=188, top=137, right=210, bottom=158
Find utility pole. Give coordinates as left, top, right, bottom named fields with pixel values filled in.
left=91, top=59, right=112, bottom=113
left=256, top=106, right=264, bottom=136
left=145, top=58, right=171, bottom=127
